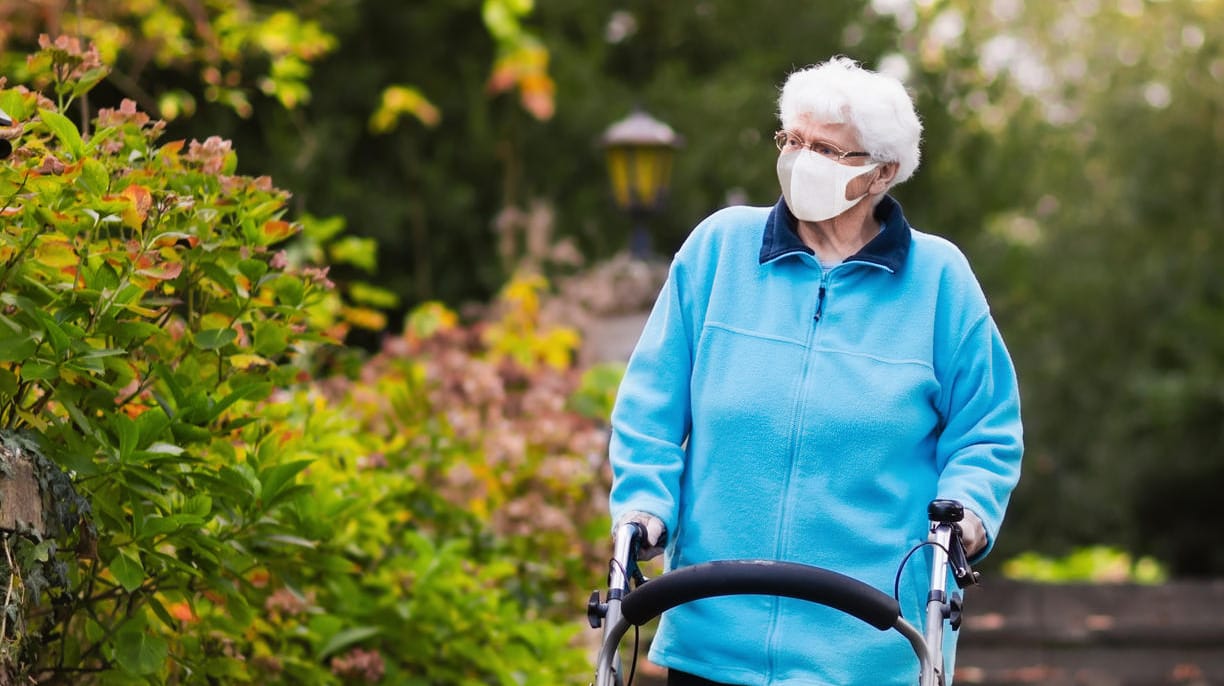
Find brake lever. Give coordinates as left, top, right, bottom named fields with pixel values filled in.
left=948, top=524, right=981, bottom=589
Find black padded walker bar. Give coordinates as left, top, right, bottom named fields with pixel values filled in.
left=619, top=560, right=901, bottom=631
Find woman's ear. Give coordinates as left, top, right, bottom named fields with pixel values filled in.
left=871, top=162, right=899, bottom=194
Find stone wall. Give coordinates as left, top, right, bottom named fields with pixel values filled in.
left=956, top=579, right=1224, bottom=686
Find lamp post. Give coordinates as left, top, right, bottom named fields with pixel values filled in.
left=601, top=109, right=681, bottom=259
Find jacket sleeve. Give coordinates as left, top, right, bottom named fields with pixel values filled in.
left=935, top=312, right=1024, bottom=560
left=607, top=258, right=695, bottom=537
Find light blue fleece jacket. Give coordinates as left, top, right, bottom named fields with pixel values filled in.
left=608, top=196, right=1023, bottom=686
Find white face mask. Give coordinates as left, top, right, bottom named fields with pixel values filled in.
left=777, top=151, right=879, bottom=222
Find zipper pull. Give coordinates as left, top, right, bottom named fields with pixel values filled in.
left=814, top=286, right=827, bottom=322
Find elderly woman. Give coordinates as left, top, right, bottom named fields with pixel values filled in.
left=608, top=57, right=1024, bottom=685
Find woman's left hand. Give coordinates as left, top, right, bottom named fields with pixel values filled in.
left=960, top=509, right=987, bottom=557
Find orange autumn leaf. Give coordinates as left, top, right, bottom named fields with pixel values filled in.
left=153, top=233, right=200, bottom=249
left=168, top=602, right=197, bottom=623
left=140, top=261, right=184, bottom=281
left=121, top=184, right=153, bottom=230
left=121, top=403, right=152, bottom=419
left=487, top=61, right=518, bottom=94
left=341, top=306, right=388, bottom=331
left=260, top=219, right=297, bottom=244
left=522, top=90, right=555, bottom=121
left=323, top=322, right=350, bottom=343
left=132, top=259, right=184, bottom=290
left=159, top=139, right=185, bottom=158
left=248, top=569, right=270, bottom=588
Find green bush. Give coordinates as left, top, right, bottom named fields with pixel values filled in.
left=1002, top=547, right=1167, bottom=585
left=0, top=39, right=343, bottom=683
left=0, top=41, right=600, bottom=684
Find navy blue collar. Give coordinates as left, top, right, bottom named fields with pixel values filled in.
left=758, top=194, right=912, bottom=273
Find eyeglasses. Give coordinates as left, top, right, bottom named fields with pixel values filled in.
left=774, top=130, right=871, bottom=162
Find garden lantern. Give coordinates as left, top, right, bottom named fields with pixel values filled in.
left=601, top=109, right=681, bottom=258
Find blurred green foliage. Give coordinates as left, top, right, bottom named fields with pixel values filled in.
left=571, top=362, right=628, bottom=422
left=1003, top=547, right=1167, bottom=585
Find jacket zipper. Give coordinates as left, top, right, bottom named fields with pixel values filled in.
left=767, top=267, right=832, bottom=678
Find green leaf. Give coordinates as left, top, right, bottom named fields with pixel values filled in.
left=301, top=214, right=346, bottom=242
left=109, top=550, right=145, bottom=592
left=183, top=494, right=212, bottom=517
left=112, top=414, right=139, bottom=463
left=0, top=337, right=37, bottom=362
left=245, top=200, right=285, bottom=224
left=144, top=442, right=184, bottom=456
left=264, top=534, right=317, bottom=549
left=39, top=108, right=85, bottom=159
left=135, top=408, right=172, bottom=445
left=74, top=67, right=110, bottom=99
left=83, top=617, right=106, bottom=644
left=253, top=321, right=290, bottom=357
left=102, top=321, right=163, bottom=345
left=147, top=595, right=178, bottom=630
left=217, top=465, right=260, bottom=504
left=327, top=236, right=378, bottom=273
left=169, top=422, right=212, bottom=444
left=0, top=91, right=26, bottom=121
left=0, top=368, right=17, bottom=398
left=21, top=361, right=58, bottom=380
left=119, top=467, right=172, bottom=507
left=273, top=276, right=306, bottom=307
left=198, top=262, right=239, bottom=295
left=218, top=588, right=255, bottom=627
left=33, top=310, right=71, bottom=358
left=199, top=382, right=271, bottom=424
left=237, top=259, right=268, bottom=284
left=263, top=484, right=314, bottom=510
left=87, top=261, right=120, bottom=292
left=138, top=514, right=204, bottom=540
left=113, top=621, right=168, bottom=675
left=194, top=328, right=237, bottom=351
left=63, top=356, right=105, bottom=376
left=154, top=363, right=187, bottom=408
left=349, top=281, right=400, bottom=308
left=79, top=158, right=110, bottom=195
left=316, top=626, right=381, bottom=660
left=259, top=459, right=313, bottom=503
left=146, top=549, right=206, bottom=579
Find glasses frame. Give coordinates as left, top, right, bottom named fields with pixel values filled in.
left=774, top=130, right=872, bottom=163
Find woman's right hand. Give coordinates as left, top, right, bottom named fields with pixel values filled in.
left=616, top=511, right=668, bottom=560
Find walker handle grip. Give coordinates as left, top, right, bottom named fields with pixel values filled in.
left=619, top=559, right=901, bottom=631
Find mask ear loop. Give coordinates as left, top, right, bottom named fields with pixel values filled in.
left=840, top=161, right=881, bottom=204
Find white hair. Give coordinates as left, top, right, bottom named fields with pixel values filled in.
left=778, top=56, right=923, bottom=187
